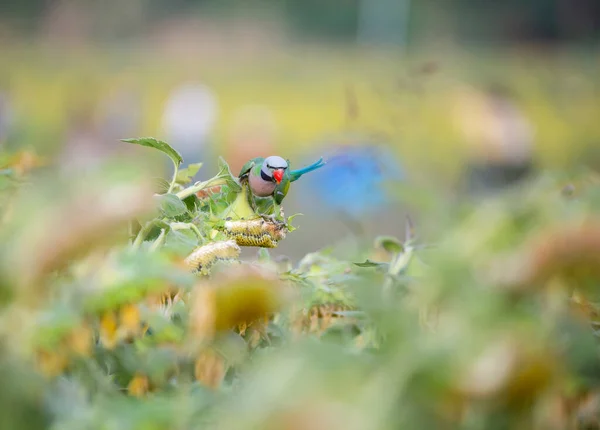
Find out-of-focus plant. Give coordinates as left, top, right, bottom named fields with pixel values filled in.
left=0, top=137, right=600, bottom=430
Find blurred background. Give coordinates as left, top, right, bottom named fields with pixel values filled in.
left=0, top=0, right=599, bottom=258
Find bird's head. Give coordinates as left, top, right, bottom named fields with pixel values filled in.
left=261, top=155, right=288, bottom=184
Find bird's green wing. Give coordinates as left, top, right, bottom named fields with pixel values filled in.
left=238, top=157, right=263, bottom=179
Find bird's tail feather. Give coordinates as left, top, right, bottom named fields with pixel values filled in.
left=290, top=157, right=326, bottom=181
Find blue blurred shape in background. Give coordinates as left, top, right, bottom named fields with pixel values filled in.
left=299, top=140, right=404, bottom=219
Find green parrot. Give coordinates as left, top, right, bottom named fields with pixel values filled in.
left=238, top=155, right=326, bottom=216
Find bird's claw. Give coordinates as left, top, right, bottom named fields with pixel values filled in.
left=260, top=214, right=283, bottom=224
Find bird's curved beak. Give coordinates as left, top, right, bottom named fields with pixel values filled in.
left=273, top=169, right=284, bottom=184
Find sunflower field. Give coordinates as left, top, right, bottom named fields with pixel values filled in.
left=0, top=123, right=600, bottom=430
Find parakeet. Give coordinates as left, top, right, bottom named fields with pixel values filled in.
left=238, top=155, right=326, bottom=213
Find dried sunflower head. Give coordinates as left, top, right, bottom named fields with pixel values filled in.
left=184, top=240, right=241, bottom=275
left=491, top=219, right=600, bottom=296
left=456, top=336, right=559, bottom=410
left=190, top=265, right=293, bottom=342
left=218, top=218, right=288, bottom=248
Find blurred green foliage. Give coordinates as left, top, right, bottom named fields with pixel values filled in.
left=0, top=128, right=600, bottom=430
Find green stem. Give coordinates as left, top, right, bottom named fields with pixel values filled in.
left=272, top=202, right=285, bottom=221
left=149, top=228, right=167, bottom=252
left=167, top=161, right=180, bottom=194
left=128, top=220, right=135, bottom=245
left=170, top=222, right=204, bottom=239
left=176, top=176, right=230, bottom=200
left=131, top=221, right=154, bottom=251
left=382, top=243, right=414, bottom=299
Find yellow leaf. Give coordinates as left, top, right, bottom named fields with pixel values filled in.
left=194, top=349, right=226, bottom=390
left=119, top=303, right=141, bottom=338
left=189, top=287, right=217, bottom=342
left=99, top=311, right=118, bottom=349
left=66, top=323, right=93, bottom=357
left=37, top=349, right=69, bottom=377
left=9, top=150, right=46, bottom=177
left=128, top=373, right=150, bottom=397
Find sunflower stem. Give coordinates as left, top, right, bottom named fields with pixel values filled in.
left=176, top=176, right=229, bottom=200
left=131, top=221, right=154, bottom=251
left=167, top=161, right=180, bottom=194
